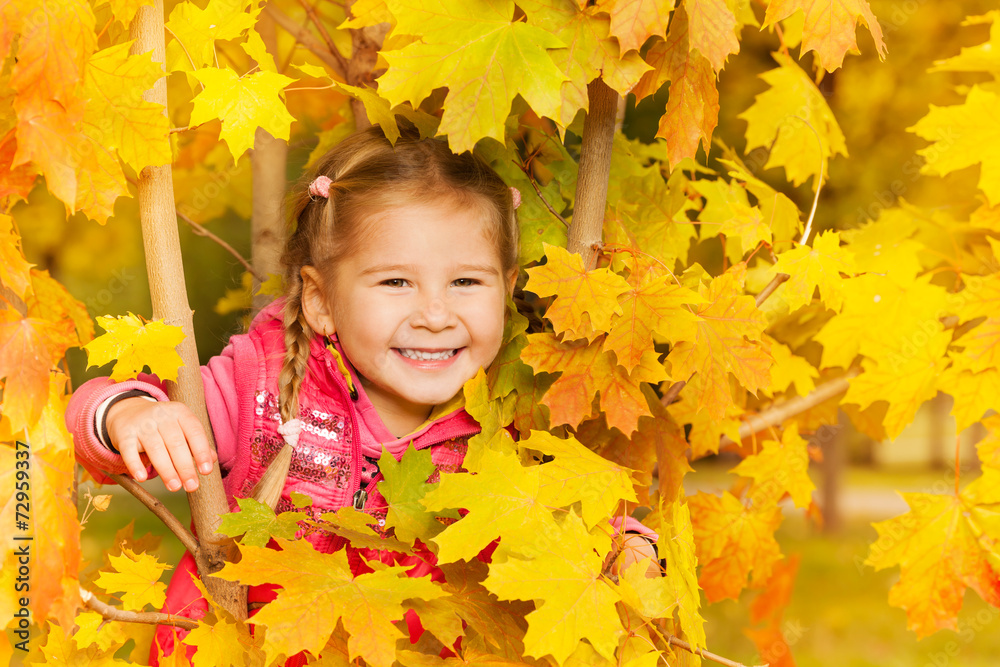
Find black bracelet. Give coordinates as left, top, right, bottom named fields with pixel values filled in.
left=99, top=389, right=155, bottom=454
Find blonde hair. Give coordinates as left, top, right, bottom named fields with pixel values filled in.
left=252, top=124, right=520, bottom=509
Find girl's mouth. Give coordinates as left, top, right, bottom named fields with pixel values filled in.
left=395, top=348, right=459, bottom=361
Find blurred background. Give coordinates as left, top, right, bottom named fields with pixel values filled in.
left=24, top=0, right=999, bottom=664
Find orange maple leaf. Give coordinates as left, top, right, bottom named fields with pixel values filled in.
left=866, top=470, right=1000, bottom=637
left=0, top=309, right=75, bottom=431
left=633, top=5, right=720, bottom=168
left=525, top=243, right=630, bottom=341
left=689, top=490, right=783, bottom=602
left=522, top=332, right=666, bottom=434
left=763, top=0, right=886, bottom=72
left=665, top=266, right=771, bottom=421
left=682, top=0, right=739, bottom=72
left=599, top=0, right=675, bottom=54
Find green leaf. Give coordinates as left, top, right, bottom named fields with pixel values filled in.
left=378, top=0, right=568, bottom=152
left=377, top=443, right=444, bottom=543
left=216, top=497, right=307, bottom=547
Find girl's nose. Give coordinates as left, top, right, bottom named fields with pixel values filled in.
left=411, top=294, right=456, bottom=331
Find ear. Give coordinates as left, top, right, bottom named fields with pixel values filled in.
left=300, top=266, right=336, bottom=336
left=505, top=268, right=518, bottom=294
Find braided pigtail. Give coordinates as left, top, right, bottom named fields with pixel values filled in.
left=251, top=263, right=314, bottom=510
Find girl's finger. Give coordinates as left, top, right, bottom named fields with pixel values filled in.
left=160, top=420, right=199, bottom=492
left=178, top=409, right=217, bottom=474
left=139, top=433, right=182, bottom=492
left=118, top=437, right=148, bottom=482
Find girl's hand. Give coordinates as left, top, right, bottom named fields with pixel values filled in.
left=105, top=397, right=217, bottom=492
left=606, top=533, right=660, bottom=579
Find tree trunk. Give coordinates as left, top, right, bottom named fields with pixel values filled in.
left=568, top=77, right=618, bottom=271
left=250, top=9, right=288, bottom=320
left=822, top=415, right=847, bottom=534
left=130, top=0, right=247, bottom=619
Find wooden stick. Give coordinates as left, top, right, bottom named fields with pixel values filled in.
left=107, top=473, right=201, bottom=556
left=130, top=0, right=246, bottom=620
left=568, top=77, right=618, bottom=270
left=755, top=272, right=789, bottom=307
left=81, top=587, right=199, bottom=630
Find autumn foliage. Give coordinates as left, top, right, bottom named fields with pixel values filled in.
left=3, top=0, right=1000, bottom=665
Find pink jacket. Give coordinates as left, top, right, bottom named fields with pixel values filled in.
left=67, top=298, right=653, bottom=662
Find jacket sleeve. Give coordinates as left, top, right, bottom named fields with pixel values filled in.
left=66, top=342, right=242, bottom=484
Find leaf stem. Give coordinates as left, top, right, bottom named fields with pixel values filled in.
left=514, top=159, right=569, bottom=228
left=264, top=4, right=347, bottom=80
left=791, top=115, right=825, bottom=246
left=666, top=634, right=767, bottom=667
left=80, top=586, right=199, bottom=630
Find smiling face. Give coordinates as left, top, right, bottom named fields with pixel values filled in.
left=301, top=196, right=513, bottom=436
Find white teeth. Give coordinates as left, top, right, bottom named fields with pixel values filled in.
left=398, top=348, right=456, bottom=361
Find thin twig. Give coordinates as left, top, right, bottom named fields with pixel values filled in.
left=661, top=380, right=686, bottom=406
left=263, top=4, right=346, bottom=80
left=107, top=472, right=201, bottom=557
left=721, top=369, right=860, bottom=446
left=519, top=164, right=569, bottom=228
left=81, top=586, right=200, bottom=630
left=295, top=0, right=350, bottom=73
left=755, top=272, right=790, bottom=307
left=176, top=209, right=267, bottom=283
left=668, top=635, right=767, bottom=667
left=790, top=115, right=825, bottom=246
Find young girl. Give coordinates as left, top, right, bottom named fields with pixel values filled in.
left=67, top=126, right=656, bottom=664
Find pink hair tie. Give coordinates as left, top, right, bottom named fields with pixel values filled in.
left=309, top=175, right=333, bottom=199
left=510, top=186, right=521, bottom=210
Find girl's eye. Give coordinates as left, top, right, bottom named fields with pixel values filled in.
left=381, top=279, right=408, bottom=288
left=453, top=278, right=481, bottom=287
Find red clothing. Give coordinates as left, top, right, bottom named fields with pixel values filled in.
left=66, top=297, right=653, bottom=663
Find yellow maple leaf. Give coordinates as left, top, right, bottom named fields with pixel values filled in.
left=165, top=0, right=260, bottom=69
left=694, top=179, right=771, bottom=256
left=216, top=538, right=443, bottom=667
left=738, top=52, right=848, bottom=188
left=937, top=364, right=1000, bottom=432
left=521, top=430, right=637, bottom=528
left=520, top=0, right=651, bottom=128
left=910, top=85, right=1000, bottom=207
left=843, top=329, right=952, bottom=440
left=770, top=230, right=855, bottom=312
left=423, top=447, right=559, bottom=563
left=814, top=273, right=949, bottom=369
left=731, top=423, right=816, bottom=509
left=599, top=0, right=673, bottom=54
left=83, top=43, right=171, bottom=174
left=72, top=611, right=129, bottom=651
left=865, top=469, right=1000, bottom=638
left=688, top=490, right=783, bottom=602
left=526, top=243, right=630, bottom=341
left=522, top=332, right=666, bottom=434
left=765, top=335, right=818, bottom=396
left=683, top=0, right=739, bottom=71
left=189, top=67, right=296, bottom=159
left=931, top=11, right=1000, bottom=76
left=94, top=547, right=171, bottom=611
left=975, top=415, right=1000, bottom=470
left=762, top=0, right=885, bottom=72
left=84, top=312, right=186, bottom=383
left=0, top=213, right=34, bottom=299
left=953, top=317, right=1000, bottom=374
left=484, top=510, right=621, bottom=664
left=34, top=621, right=122, bottom=666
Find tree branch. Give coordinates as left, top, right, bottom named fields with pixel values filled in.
left=263, top=4, right=347, bottom=79
left=568, top=77, right=618, bottom=270
left=295, top=0, right=350, bottom=74
left=107, top=473, right=201, bottom=557
left=721, top=368, right=860, bottom=446
left=80, top=587, right=199, bottom=630
left=176, top=209, right=267, bottom=284
left=515, top=160, right=569, bottom=228
left=667, top=635, right=767, bottom=667
left=755, top=272, right=789, bottom=307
